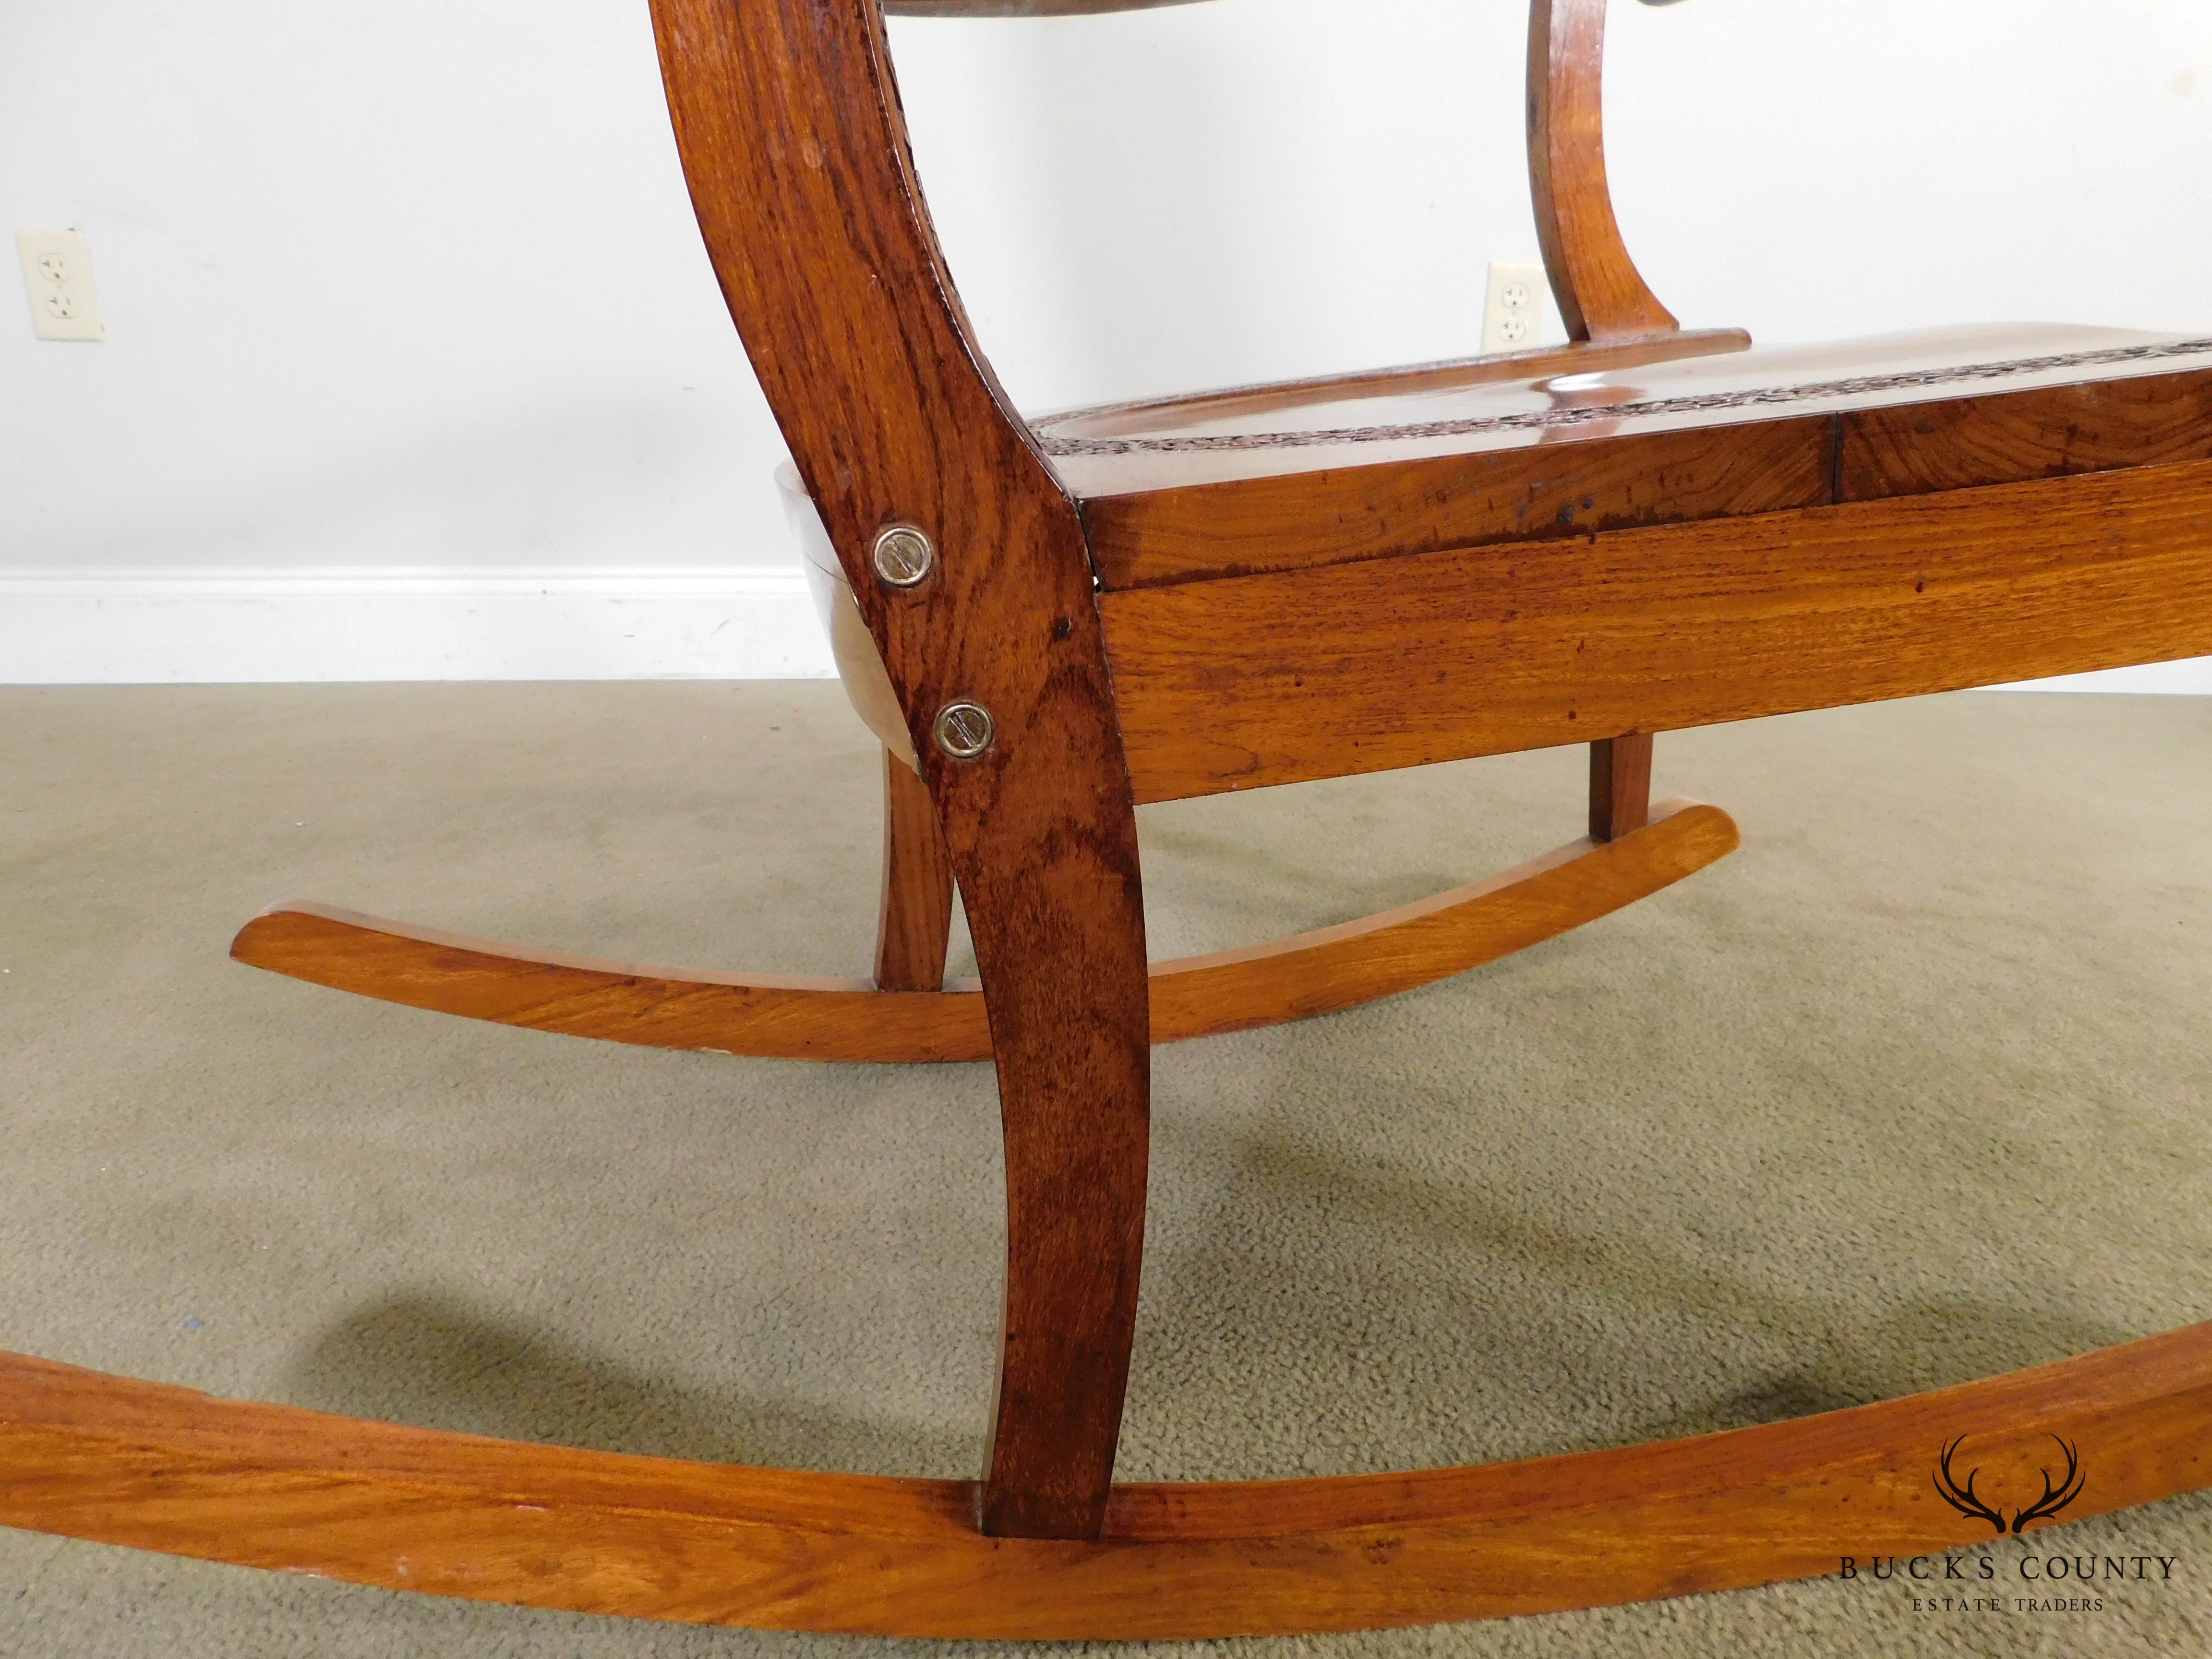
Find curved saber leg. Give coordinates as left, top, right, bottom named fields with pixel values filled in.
left=229, top=800, right=1739, bottom=1063
left=875, top=748, right=956, bottom=993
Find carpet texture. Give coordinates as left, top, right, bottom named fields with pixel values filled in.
left=1, top=682, right=2209, bottom=1657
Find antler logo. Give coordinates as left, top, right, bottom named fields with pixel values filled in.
left=1934, top=1435, right=2086, bottom=1535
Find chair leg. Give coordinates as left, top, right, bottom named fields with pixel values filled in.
left=925, top=723, right=1152, bottom=1542
left=873, top=748, right=955, bottom=992
left=1589, top=732, right=1654, bottom=843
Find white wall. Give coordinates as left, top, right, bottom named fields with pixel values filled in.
left=903, top=0, right=2212, bottom=405
left=0, top=0, right=765, bottom=572
left=2, top=0, right=2209, bottom=679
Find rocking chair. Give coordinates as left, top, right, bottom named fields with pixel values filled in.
left=9, top=0, right=2212, bottom=1639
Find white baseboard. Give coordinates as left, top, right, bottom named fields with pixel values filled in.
left=0, top=567, right=837, bottom=683
left=1996, top=659, right=2212, bottom=694
left=0, top=566, right=2204, bottom=690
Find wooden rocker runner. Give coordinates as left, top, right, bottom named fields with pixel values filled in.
left=10, top=0, right=2212, bottom=1639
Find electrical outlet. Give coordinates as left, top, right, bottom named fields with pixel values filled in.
left=16, top=229, right=104, bottom=341
left=1482, top=261, right=1546, bottom=354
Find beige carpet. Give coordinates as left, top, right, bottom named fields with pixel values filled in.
left=2, top=682, right=2210, bottom=1657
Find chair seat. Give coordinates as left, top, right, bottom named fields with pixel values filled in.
left=1038, top=324, right=2212, bottom=589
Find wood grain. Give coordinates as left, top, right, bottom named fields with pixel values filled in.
left=1101, top=456, right=2212, bottom=803
left=1839, top=364, right=2212, bottom=501
left=1040, top=330, right=1752, bottom=448
left=657, top=0, right=1156, bottom=1538
left=1527, top=0, right=1680, bottom=342
left=7, top=1326, right=2212, bottom=1636
left=1050, top=331, right=2212, bottom=571
left=230, top=801, right=1736, bottom=1063
left=233, top=901, right=995, bottom=1062
left=1082, top=413, right=1823, bottom=589
left=1148, top=798, right=1732, bottom=1040
left=883, top=0, right=1211, bottom=14
left=875, top=747, right=956, bottom=992
left=1588, top=733, right=1652, bottom=843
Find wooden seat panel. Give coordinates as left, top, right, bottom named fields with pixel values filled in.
left=1050, top=325, right=2212, bottom=589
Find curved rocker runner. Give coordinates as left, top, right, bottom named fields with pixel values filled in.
left=228, top=798, right=1739, bottom=1064
left=11, top=0, right=2212, bottom=1639
left=6, top=1328, right=2212, bottom=1639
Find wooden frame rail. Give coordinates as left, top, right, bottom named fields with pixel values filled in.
left=1099, top=456, right=2212, bottom=803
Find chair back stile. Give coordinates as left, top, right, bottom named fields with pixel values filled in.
left=1528, top=0, right=1681, bottom=341
left=646, top=0, right=1142, bottom=850
left=649, top=0, right=1156, bottom=1544
left=647, top=0, right=1071, bottom=648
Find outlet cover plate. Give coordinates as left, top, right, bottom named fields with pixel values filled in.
left=17, top=229, right=104, bottom=342
left=1482, top=260, right=1546, bottom=354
